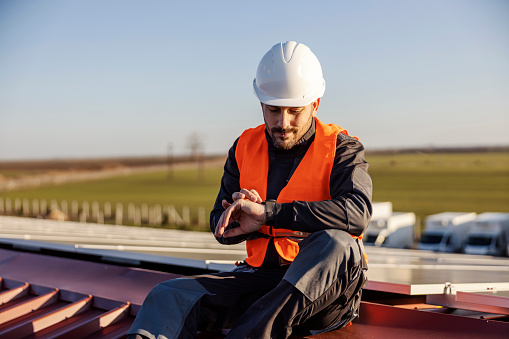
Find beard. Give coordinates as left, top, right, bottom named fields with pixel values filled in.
left=269, top=126, right=300, bottom=150
left=268, top=115, right=314, bottom=150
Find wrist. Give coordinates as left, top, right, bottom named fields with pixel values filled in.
left=263, top=199, right=277, bottom=226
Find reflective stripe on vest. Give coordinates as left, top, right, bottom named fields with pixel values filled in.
left=235, top=117, right=354, bottom=267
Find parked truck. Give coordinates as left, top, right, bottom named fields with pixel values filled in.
left=364, top=202, right=416, bottom=249
left=418, top=212, right=477, bottom=253
left=371, top=201, right=393, bottom=220
left=463, top=212, right=509, bottom=256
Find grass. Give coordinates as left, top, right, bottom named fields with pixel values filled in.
left=367, top=152, right=509, bottom=230
left=0, top=167, right=224, bottom=230
left=1, top=152, right=508, bottom=232
left=1, top=168, right=222, bottom=206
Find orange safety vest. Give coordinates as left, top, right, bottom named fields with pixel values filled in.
left=235, top=117, right=361, bottom=267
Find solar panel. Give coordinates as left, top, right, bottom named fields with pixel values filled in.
left=2, top=216, right=509, bottom=338
left=2, top=215, right=509, bottom=297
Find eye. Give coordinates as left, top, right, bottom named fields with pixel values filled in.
left=267, top=106, right=279, bottom=112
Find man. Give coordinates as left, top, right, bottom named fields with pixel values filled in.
left=128, top=41, right=372, bottom=339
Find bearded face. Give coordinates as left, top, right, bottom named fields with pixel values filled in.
left=262, top=101, right=319, bottom=150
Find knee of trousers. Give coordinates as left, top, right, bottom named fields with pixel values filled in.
left=138, top=278, right=210, bottom=316
left=155, top=277, right=210, bottom=294
left=284, top=230, right=362, bottom=302
left=299, top=229, right=361, bottom=264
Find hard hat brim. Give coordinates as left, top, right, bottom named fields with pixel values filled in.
left=253, top=79, right=325, bottom=107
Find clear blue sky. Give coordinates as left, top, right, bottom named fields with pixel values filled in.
left=1, top=0, right=508, bottom=160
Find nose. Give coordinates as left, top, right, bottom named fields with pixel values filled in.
left=277, top=110, right=291, bottom=130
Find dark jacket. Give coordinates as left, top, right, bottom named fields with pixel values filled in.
left=210, top=119, right=373, bottom=266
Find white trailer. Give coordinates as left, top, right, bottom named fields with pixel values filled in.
left=365, top=202, right=416, bottom=249
left=418, top=212, right=477, bottom=253
left=371, top=201, right=393, bottom=220
left=364, top=201, right=394, bottom=246
left=464, top=212, right=509, bottom=256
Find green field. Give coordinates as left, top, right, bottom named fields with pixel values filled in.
left=0, top=167, right=224, bottom=230
left=1, top=152, right=508, bottom=232
left=367, top=152, right=509, bottom=231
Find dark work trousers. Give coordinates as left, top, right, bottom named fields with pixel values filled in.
left=128, top=229, right=367, bottom=339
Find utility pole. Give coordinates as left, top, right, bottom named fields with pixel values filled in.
left=198, top=146, right=205, bottom=181
left=187, top=132, right=205, bottom=181
left=167, top=143, right=174, bottom=180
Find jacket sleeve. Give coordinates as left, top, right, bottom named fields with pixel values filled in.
left=270, top=133, right=373, bottom=236
left=209, top=138, right=251, bottom=245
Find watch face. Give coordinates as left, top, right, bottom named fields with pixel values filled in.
left=265, top=200, right=276, bottom=225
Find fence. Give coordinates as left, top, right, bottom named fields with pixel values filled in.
left=0, top=166, right=169, bottom=192
left=0, top=197, right=208, bottom=230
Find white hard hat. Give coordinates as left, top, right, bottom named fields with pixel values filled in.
left=253, top=41, right=325, bottom=107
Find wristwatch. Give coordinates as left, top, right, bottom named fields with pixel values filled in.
left=264, top=199, right=277, bottom=226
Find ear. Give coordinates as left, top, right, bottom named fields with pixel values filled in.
left=311, top=98, right=320, bottom=117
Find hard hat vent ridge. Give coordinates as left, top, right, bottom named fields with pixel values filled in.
left=282, top=41, right=299, bottom=64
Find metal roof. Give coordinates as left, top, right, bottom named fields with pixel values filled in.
left=1, top=216, right=509, bottom=338
left=0, top=248, right=177, bottom=338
